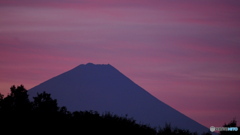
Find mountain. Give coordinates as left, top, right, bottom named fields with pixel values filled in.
left=28, top=63, right=210, bottom=133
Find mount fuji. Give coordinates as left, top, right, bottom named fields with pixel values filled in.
left=28, top=63, right=210, bottom=133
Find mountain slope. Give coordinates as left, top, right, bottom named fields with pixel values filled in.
left=28, top=63, right=210, bottom=133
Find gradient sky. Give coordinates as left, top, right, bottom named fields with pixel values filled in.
left=1, top=0, right=240, bottom=129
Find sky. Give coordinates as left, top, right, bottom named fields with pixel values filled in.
left=0, top=0, right=240, bottom=129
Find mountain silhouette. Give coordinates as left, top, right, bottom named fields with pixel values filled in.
left=28, top=63, right=210, bottom=133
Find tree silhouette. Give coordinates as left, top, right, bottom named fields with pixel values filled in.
left=0, top=93, right=4, bottom=100
left=220, top=119, right=240, bottom=135
left=0, top=85, right=32, bottom=131
left=32, top=91, right=59, bottom=113
left=0, top=85, right=220, bottom=134
left=0, top=85, right=31, bottom=113
left=10, top=85, right=31, bottom=112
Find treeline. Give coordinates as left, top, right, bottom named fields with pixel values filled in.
left=0, top=85, right=234, bottom=134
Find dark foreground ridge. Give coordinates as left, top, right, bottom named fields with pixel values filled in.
left=0, top=85, right=218, bottom=135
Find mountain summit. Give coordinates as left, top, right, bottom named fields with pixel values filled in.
left=28, top=63, right=210, bottom=133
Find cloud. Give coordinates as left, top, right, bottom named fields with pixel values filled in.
left=1, top=0, right=240, bottom=128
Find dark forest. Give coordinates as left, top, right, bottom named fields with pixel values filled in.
left=0, top=85, right=238, bottom=135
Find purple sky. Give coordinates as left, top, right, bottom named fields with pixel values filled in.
left=1, top=0, right=240, bottom=128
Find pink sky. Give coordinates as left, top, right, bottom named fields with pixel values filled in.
left=1, top=0, right=240, bottom=129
